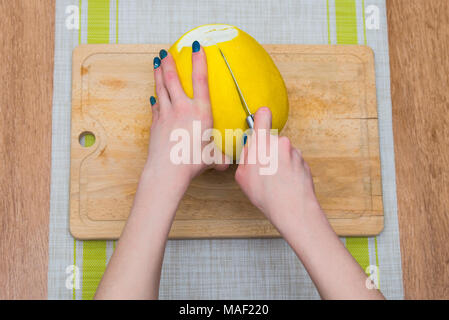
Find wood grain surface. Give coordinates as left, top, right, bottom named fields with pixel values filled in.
left=0, top=0, right=55, bottom=299
left=0, top=0, right=447, bottom=299
left=387, top=0, right=449, bottom=299
left=69, top=44, right=382, bottom=239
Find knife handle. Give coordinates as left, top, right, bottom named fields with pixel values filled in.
left=246, top=114, right=254, bottom=129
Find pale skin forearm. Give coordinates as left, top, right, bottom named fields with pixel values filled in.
left=94, top=167, right=190, bottom=300
left=277, top=202, right=384, bottom=300
left=236, top=108, right=384, bottom=300
left=95, top=43, right=224, bottom=300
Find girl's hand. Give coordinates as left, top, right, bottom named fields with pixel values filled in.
left=144, top=42, right=228, bottom=190
left=235, top=107, right=323, bottom=235
left=235, top=108, right=385, bottom=300
left=96, top=42, right=230, bottom=300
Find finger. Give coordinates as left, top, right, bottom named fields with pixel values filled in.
left=250, top=107, right=272, bottom=161
left=303, top=161, right=315, bottom=191
left=212, top=156, right=230, bottom=171
left=209, top=144, right=231, bottom=171
left=304, top=160, right=311, bottom=172
left=238, top=145, right=249, bottom=165
left=153, top=56, right=170, bottom=110
left=160, top=51, right=186, bottom=103
left=253, top=107, right=272, bottom=133
left=237, top=133, right=251, bottom=165
left=191, top=42, right=210, bottom=105
left=292, top=148, right=303, bottom=164
left=149, top=96, right=159, bottom=122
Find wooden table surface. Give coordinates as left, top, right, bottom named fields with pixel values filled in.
left=0, top=0, right=448, bottom=299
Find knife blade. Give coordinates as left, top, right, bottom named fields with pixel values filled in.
left=218, top=48, right=254, bottom=129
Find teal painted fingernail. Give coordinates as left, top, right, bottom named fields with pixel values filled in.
left=150, top=96, right=156, bottom=106
left=192, top=40, right=200, bottom=53
left=159, top=49, right=167, bottom=60
left=243, top=134, right=247, bottom=145
left=153, top=57, right=161, bottom=69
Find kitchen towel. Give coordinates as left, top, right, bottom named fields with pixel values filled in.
left=48, top=0, right=403, bottom=299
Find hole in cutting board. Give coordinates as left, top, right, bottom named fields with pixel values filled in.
left=79, top=131, right=96, bottom=147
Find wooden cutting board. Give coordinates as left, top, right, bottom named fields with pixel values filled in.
left=70, top=44, right=383, bottom=239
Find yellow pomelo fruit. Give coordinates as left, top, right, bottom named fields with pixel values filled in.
left=168, top=24, right=289, bottom=159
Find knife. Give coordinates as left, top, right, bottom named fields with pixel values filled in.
left=219, top=48, right=254, bottom=129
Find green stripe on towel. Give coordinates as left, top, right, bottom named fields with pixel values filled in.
left=335, top=0, right=358, bottom=44
left=345, top=237, right=370, bottom=273
left=333, top=0, right=371, bottom=274
left=82, top=241, right=108, bottom=300
left=81, top=0, right=111, bottom=300
left=87, top=0, right=110, bottom=44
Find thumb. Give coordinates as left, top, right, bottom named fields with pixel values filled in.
left=191, top=42, right=210, bottom=104
left=253, top=107, right=272, bottom=132
left=238, top=107, right=272, bottom=165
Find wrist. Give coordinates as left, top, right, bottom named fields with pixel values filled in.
left=131, top=165, right=191, bottom=222
left=270, top=199, right=328, bottom=238
left=282, top=205, right=336, bottom=251
left=140, top=163, right=191, bottom=195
